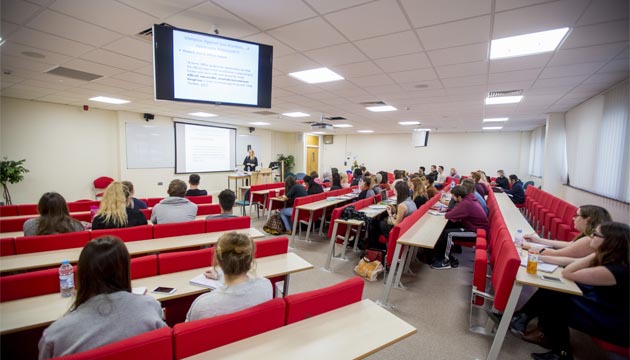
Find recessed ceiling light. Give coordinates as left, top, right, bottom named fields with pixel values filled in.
left=483, top=126, right=503, bottom=130
left=357, top=130, right=374, bottom=133
left=188, top=112, right=217, bottom=117
left=289, top=67, right=344, bottom=84
left=483, top=117, right=509, bottom=122
left=490, top=27, right=569, bottom=60
left=282, top=112, right=310, bottom=117
left=413, top=128, right=431, bottom=132
left=332, top=124, right=353, bottom=128
left=399, top=121, right=420, bottom=126
left=312, top=131, right=326, bottom=135
left=366, top=105, right=397, bottom=112
left=485, top=96, right=523, bottom=105
left=89, top=96, right=130, bottom=104
left=249, top=122, right=270, bottom=126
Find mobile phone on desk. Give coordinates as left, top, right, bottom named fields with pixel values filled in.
left=538, top=275, right=563, bottom=283
left=151, top=286, right=176, bottom=294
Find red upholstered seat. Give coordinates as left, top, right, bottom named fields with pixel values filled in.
left=491, top=237, right=520, bottom=312
left=0, top=265, right=76, bottom=302
left=130, top=255, right=158, bottom=280
left=254, top=236, right=289, bottom=296
left=146, top=197, right=163, bottom=207
left=15, top=231, right=91, bottom=254
left=57, top=327, right=173, bottom=360
left=284, top=277, right=364, bottom=325
left=0, top=205, right=18, bottom=217
left=90, top=225, right=153, bottom=242
left=591, top=337, right=630, bottom=358
left=67, top=200, right=100, bottom=212
left=205, top=216, right=250, bottom=233
left=0, top=216, right=32, bottom=232
left=196, top=204, right=221, bottom=216
left=0, top=237, right=15, bottom=256
left=16, top=204, right=38, bottom=215
left=152, top=220, right=205, bottom=239
left=93, top=176, right=114, bottom=199
left=140, top=208, right=151, bottom=220
left=472, top=249, right=488, bottom=306
left=185, top=195, right=213, bottom=205
left=158, top=247, right=214, bottom=274
left=173, top=298, right=286, bottom=359
left=72, top=212, right=92, bottom=223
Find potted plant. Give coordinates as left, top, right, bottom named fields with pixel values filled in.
left=276, top=154, right=295, bottom=173
left=0, top=157, right=29, bottom=205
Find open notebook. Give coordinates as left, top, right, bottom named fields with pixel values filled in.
left=190, top=273, right=225, bottom=289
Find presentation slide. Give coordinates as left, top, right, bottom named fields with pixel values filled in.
left=172, top=30, right=259, bottom=105
left=175, top=122, right=236, bottom=173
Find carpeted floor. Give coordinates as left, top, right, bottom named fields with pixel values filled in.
left=249, top=214, right=609, bottom=360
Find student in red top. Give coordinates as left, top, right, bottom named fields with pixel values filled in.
left=431, top=185, right=488, bottom=270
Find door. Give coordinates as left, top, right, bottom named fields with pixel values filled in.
left=306, top=147, right=319, bottom=175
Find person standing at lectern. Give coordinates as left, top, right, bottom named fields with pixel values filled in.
left=243, top=149, right=258, bottom=172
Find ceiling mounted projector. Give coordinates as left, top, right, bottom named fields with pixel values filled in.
left=310, top=122, right=334, bottom=130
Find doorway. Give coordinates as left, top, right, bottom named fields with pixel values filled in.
left=305, top=134, right=319, bottom=175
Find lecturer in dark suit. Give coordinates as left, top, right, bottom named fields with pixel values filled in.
left=243, top=149, right=258, bottom=171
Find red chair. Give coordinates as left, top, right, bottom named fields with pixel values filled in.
left=284, top=277, right=364, bottom=324
left=146, top=197, right=163, bottom=207
left=0, top=265, right=75, bottom=302
left=591, top=337, right=630, bottom=359
left=67, top=200, right=100, bottom=212
left=140, top=208, right=151, bottom=220
left=57, top=327, right=173, bottom=360
left=543, top=201, right=569, bottom=239
left=172, top=298, right=286, bottom=359
left=15, top=231, right=91, bottom=254
left=255, top=236, right=289, bottom=297
left=16, top=204, right=38, bottom=215
left=90, top=225, right=153, bottom=242
left=0, top=205, right=18, bottom=216
left=472, top=248, right=488, bottom=306
left=185, top=195, right=213, bottom=205
left=196, top=204, right=221, bottom=216
left=72, top=212, right=92, bottom=223
left=152, top=220, right=205, bottom=239
left=130, top=255, right=158, bottom=280
left=205, top=216, right=250, bottom=233
left=93, top=176, right=114, bottom=199
left=0, top=237, right=15, bottom=256
left=0, top=216, right=31, bottom=232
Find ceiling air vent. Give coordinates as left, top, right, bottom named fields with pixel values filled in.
left=46, top=66, right=102, bottom=81
left=488, top=89, right=523, bottom=98
left=359, top=101, right=387, bottom=106
left=136, top=23, right=172, bottom=42
left=252, top=110, right=277, bottom=115
left=322, top=116, right=346, bottom=121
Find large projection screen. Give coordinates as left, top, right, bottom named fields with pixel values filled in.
left=175, top=122, right=236, bottom=173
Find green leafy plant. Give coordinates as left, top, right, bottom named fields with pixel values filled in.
left=276, top=154, right=295, bottom=173
left=0, top=157, right=29, bottom=205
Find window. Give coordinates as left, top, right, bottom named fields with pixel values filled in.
left=529, top=125, right=545, bottom=177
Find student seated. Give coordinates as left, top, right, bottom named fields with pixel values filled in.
left=504, top=174, right=525, bottom=204
left=329, top=173, right=342, bottom=191
left=122, top=181, right=147, bottom=209
left=372, top=174, right=384, bottom=199
left=279, top=176, right=308, bottom=233
left=38, top=236, right=166, bottom=358
left=426, top=175, right=439, bottom=198
left=91, top=182, right=147, bottom=230
left=410, top=177, right=429, bottom=209
left=356, top=176, right=375, bottom=200
left=151, top=179, right=198, bottom=224
left=434, top=165, right=447, bottom=189
left=370, top=181, right=417, bottom=246
left=206, top=189, right=238, bottom=219
left=23, top=192, right=85, bottom=236
left=186, top=232, right=272, bottom=321
left=461, top=179, right=488, bottom=215
left=340, top=172, right=350, bottom=189
left=471, top=171, right=488, bottom=197
left=303, top=175, right=323, bottom=195
left=495, top=169, right=510, bottom=190
left=431, top=185, right=488, bottom=270
left=185, top=174, right=207, bottom=196
left=350, top=168, right=363, bottom=186
left=512, top=222, right=629, bottom=360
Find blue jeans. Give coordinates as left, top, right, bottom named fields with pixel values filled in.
left=280, top=207, right=293, bottom=232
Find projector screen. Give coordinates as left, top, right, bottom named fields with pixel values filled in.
left=412, top=130, right=430, bottom=147
left=154, top=24, right=273, bottom=108
left=175, top=122, right=236, bottom=173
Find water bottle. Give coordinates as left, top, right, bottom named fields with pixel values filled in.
left=89, top=205, right=98, bottom=221
left=59, top=260, right=74, bottom=298
left=514, top=229, right=523, bottom=255
left=450, top=181, right=455, bottom=190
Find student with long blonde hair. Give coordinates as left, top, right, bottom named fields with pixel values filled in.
left=411, top=177, right=429, bottom=208
left=91, top=182, right=147, bottom=229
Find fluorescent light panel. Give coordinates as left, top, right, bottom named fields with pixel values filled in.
left=282, top=112, right=310, bottom=117
left=249, top=122, right=269, bottom=126
left=188, top=112, right=217, bottom=117
left=357, top=130, right=374, bottom=133
left=490, top=27, right=569, bottom=60
left=288, top=67, right=344, bottom=84
left=483, top=126, right=503, bottom=130
left=312, top=131, right=326, bottom=135
left=485, top=96, right=523, bottom=105
left=413, top=128, right=431, bottom=132
left=89, top=96, right=129, bottom=104
left=366, top=105, right=397, bottom=112
left=399, top=121, right=420, bottom=125
left=483, top=117, right=509, bottom=122
left=332, top=124, right=353, bottom=128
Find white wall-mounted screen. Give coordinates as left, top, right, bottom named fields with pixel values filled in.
left=412, top=130, right=430, bottom=147
left=175, top=122, right=236, bottom=173
left=154, top=24, right=273, bottom=108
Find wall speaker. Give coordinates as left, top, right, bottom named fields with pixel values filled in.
left=323, top=135, right=333, bottom=144
left=143, top=113, right=155, bottom=121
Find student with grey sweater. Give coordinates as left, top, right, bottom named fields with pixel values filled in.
left=150, top=179, right=198, bottom=224
left=186, top=232, right=272, bottom=321
left=38, top=237, right=166, bottom=359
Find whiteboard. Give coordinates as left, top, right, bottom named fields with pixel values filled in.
left=236, top=134, right=261, bottom=167
left=126, top=123, right=174, bottom=169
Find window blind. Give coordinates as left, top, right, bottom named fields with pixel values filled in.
left=528, top=125, right=545, bottom=177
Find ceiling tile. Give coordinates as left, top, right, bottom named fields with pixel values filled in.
left=8, top=27, right=94, bottom=57
left=355, top=31, right=422, bottom=59
left=92, top=77, right=145, bottom=90
left=2, top=21, right=20, bottom=35
left=80, top=49, right=149, bottom=70
left=614, top=46, right=629, bottom=60
left=212, top=0, right=316, bottom=30
left=374, top=53, right=431, bottom=73
left=164, top=2, right=259, bottom=39
left=436, top=61, right=488, bottom=79
left=442, top=74, right=486, bottom=88
left=493, top=0, right=589, bottom=38
left=389, top=68, right=438, bottom=84
left=532, top=75, right=587, bottom=89
left=596, top=59, right=629, bottom=74
left=1, top=53, right=56, bottom=72
left=584, top=72, right=628, bottom=85
left=417, top=15, right=490, bottom=50
left=50, top=0, right=158, bottom=35
left=325, top=0, right=410, bottom=41
left=540, top=62, right=603, bottom=79
left=548, top=42, right=628, bottom=67
left=495, top=0, right=553, bottom=12
left=273, top=53, right=320, bottom=73
left=118, top=0, right=206, bottom=19
left=63, top=58, right=126, bottom=77
left=576, top=0, right=629, bottom=26
left=350, top=73, right=395, bottom=87
left=27, top=10, right=123, bottom=47
left=2, top=0, right=41, bottom=24
left=242, top=33, right=296, bottom=57
left=489, top=53, right=552, bottom=73
left=489, top=68, right=540, bottom=84
left=304, top=0, right=373, bottom=14
left=304, top=43, right=367, bottom=66
left=331, top=61, right=383, bottom=78
left=1, top=42, right=72, bottom=65
left=428, top=42, right=488, bottom=66
left=268, top=17, right=346, bottom=51
left=401, top=0, right=491, bottom=28
left=112, top=72, right=153, bottom=85
left=103, top=37, right=153, bottom=62
left=561, top=20, right=629, bottom=49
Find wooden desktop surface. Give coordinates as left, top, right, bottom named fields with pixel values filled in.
left=0, top=252, right=312, bottom=335
left=185, top=299, right=416, bottom=360
left=0, top=228, right=264, bottom=273
left=396, top=212, right=448, bottom=249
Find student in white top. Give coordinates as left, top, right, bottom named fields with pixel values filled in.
left=186, top=232, right=272, bottom=321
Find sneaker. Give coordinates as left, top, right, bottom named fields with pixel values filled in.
left=531, top=350, right=573, bottom=360
left=509, top=312, right=529, bottom=336
left=449, top=255, right=459, bottom=268
left=430, top=259, right=451, bottom=270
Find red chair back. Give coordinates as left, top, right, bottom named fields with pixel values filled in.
left=67, top=200, right=100, bottom=212
left=491, top=240, right=520, bottom=312
left=130, top=255, right=158, bottom=279
left=255, top=236, right=288, bottom=258
left=0, top=216, right=31, bottom=232
left=146, top=197, right=163, bottom=207
left=152, top=220, right=205, bottom=239
left=16, top=204, right=38, bottom=215
left=196, top=204, right=221, bottom=216
left=284, top=277, right=364, bottom=325
left=0, top=205, right=18, bottom=216
left=205, top=216, right=250, bottom=233
left=90, top=225, right=153, bottom=242
left=158, top=247, right=214, bottom=274
left=15, top=231, right=91, bottom=254
left=172, top=298, right=286, bottom=359
left=185, top=195, right=213, bottom=205
left=0, top=237, right=15, bottom=256
left=0, top=265, right=76, bottom=302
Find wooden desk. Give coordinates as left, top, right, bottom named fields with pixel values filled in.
left=0, top=228, right=264, bottom=273
left=486, top=192, right=582, bottom=360
left=0, top=253, right=313, bottom=335
left=266, top=196, right=287, bottom=221
left=250, top=170, right=273, bottom=185
left=249, top=187, right=283, bottom=218
left=185, top=299, right=416, bottom=360
left=379, top=213, right=448, bottom=308
left=290, top=196, right=355, bottom=247
left=227, top=173, right=251, bottom=195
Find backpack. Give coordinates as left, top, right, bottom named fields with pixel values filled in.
left=263, top=211, right=285, bottom=235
